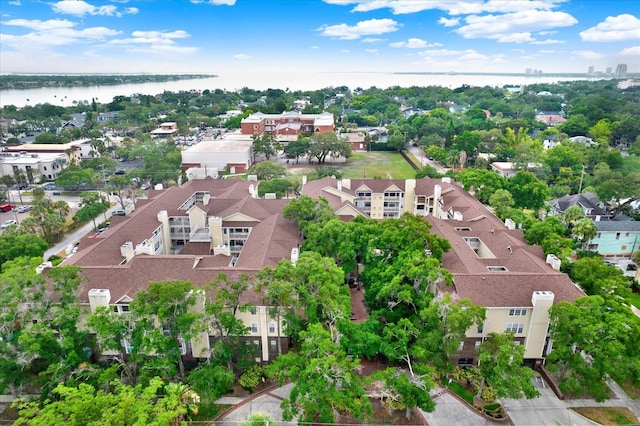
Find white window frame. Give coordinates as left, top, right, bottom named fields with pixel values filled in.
left=251, top=322, right=258, bottom=333
left=506, top=322, right=524, bottom=334
left=508, top=308, right=527, bottom=316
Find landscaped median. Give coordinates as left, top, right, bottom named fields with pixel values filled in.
left=444, top=372, right=510, bottom=422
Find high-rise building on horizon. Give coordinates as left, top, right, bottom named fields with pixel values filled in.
left=616, top=64, right=628, bottom=78
left=605, top=67, right=612, bottom=76
left=588, top=66, right=594, bottom=76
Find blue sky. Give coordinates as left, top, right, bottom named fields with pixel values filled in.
left=1, top=0, right=638, bottom=75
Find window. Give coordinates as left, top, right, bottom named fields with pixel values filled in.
left=122, top=339, right=133, bottom=354
left=616, top=233, right=621, bottom=240
left=621, top=245, right=627, bottom=251
left=476, top=323, right=484, bottom=334
left=268, top=322, right=276, bottom=333
left=588, top=243, right=599, bottom=251
left=475, top=341, right=482, bottom=351
left=506, top=323, right=524, bottom=333
left=270, top=340, right=277, bottom=348
left=458, top=341, right=464, bottom=351
left=508, top=308, right=527, bottom=316
left=251, top=323, right=258, bottom=333
left=455, top=227, right=472, bottom=231
left=487, top=266, right=508, bottom=272
left=250, top=307, right=257, bottom=315
left=457, top=358, right=474, bottom=366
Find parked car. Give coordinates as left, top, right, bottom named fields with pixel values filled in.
left=112, top=209, right=126, bottom=216
left=141, top=183, right=151, bottom=190
left=0, top=204, right=15, bottom=212
left=42, top=183, right=55, bottom=190
left=114, top=169, right=126, bottom=175
left=15, top=205, right=32, bottom=213
left=1, top=219, right=17, bottom=229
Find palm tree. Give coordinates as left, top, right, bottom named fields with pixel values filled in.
left=161, top=382, right=200, bottom=426
left=0, top=175, right=15, bottom=204
left=12, top=170, right=26, bottom=205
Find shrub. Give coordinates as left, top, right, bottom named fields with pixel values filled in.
left=187, top=364, right=234, bottom=402
left=481, top=385, right=497, bottom=402
left=239, top=365, right=265, bottom=392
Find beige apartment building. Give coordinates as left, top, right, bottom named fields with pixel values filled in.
left=63, top=178, right=301, bottom=363
left=301, top=176, right=586, bottom=366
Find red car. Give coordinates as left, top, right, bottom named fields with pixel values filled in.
left=0, top=204, right=15, bottom=212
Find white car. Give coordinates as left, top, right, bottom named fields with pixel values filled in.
left=1, top=219, right=17, bottom=229
left=16, top=205, right=32, bottom=213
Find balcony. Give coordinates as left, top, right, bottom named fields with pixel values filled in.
left=189, top=226, right=211, bottom=243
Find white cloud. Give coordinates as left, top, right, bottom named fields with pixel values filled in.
left=619, top=46, right=640, bottom=56
left=390, top=37, right=440, bottom=48
left=460, top=51, right=487, bottom=60
left=51, top=0, right=138, bottom=17
left=322, top=0, right=566, bottom=16
left=571, top=50, right=605, bottom=60
left=190, top=0, right=236, bottom=4
left=580, top=14, right=640, bottom=42
left=341, top=49, right=350, bottom=53
left=438, top=17, right=460, bottom=27
left=512, top=48, right=526, bottom=54
left=9, top=0, right=21, bottom=5
left=233, top=53, right=250, bottom=59
left=531, top=38, right=564, bottom=45
left=1, top=18, right=120, bottom=48
left=456, top=10, right=577, bottom=42
left=318, top=18, right=400, bottom=40
left=538, top=49, right=562, bottom=54
left=109, top=30, right=191, bottom=47
left=537, top=30, right=557, bottom=35
left=310, top=45, right=319, bottom=49
left=361, top=37, right=384, bottom=43
left=365, top=48, right=378, bottom=54
left=2, top=18, right=75, bottom=31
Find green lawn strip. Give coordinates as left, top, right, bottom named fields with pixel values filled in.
left=446, top=380, right=474, bottom=405
left=627, top=292, right=640, bottom=310
left=570, top=406, right=639, bottom=425
left=340, top=152, right=416, bottom=179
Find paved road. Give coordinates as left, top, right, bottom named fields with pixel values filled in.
left=406, top=143, right=448, bottom=174
left=215, top=377, right=640, bottom=426
left=2, top=189, right=124, bottom=261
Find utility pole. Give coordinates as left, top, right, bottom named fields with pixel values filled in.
left=578, top=165, right=586, bottom=194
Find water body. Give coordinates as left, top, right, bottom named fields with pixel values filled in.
left=0, top=71, right=594, bottom=108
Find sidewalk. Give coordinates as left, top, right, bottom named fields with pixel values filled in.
left=214, top=383, right=297, bottom=425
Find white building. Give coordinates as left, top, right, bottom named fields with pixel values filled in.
left=181, top=133, right=253, bottom=174
left=0, top=151, right=68, bottom=182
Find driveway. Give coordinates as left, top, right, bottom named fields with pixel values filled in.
left=406, top=143, right=448, bottom=174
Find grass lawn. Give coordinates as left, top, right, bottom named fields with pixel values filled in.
left=446, top=380, right=474, bottom=405
left=339, top=152, right=417, bottom=179
left=571, top=407, right=639, bottom=425
left=627, top=292, right=640, bottom=310
left=618, top=379, right=640, bottom=400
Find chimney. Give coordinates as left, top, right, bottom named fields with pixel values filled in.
left=546, top=254, right=561, bottom=271
left=341, top=178, right=351, bottom=189
left=120, top=241, right=134, bottom=262
left=337, top=180, right=342, bottom=191
left=88, top=289, right=111, bottom=312
left=291, top=247, right=299, bottom=265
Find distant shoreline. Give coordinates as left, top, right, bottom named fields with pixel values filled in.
left=0, top=74, right=216, bottom=91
